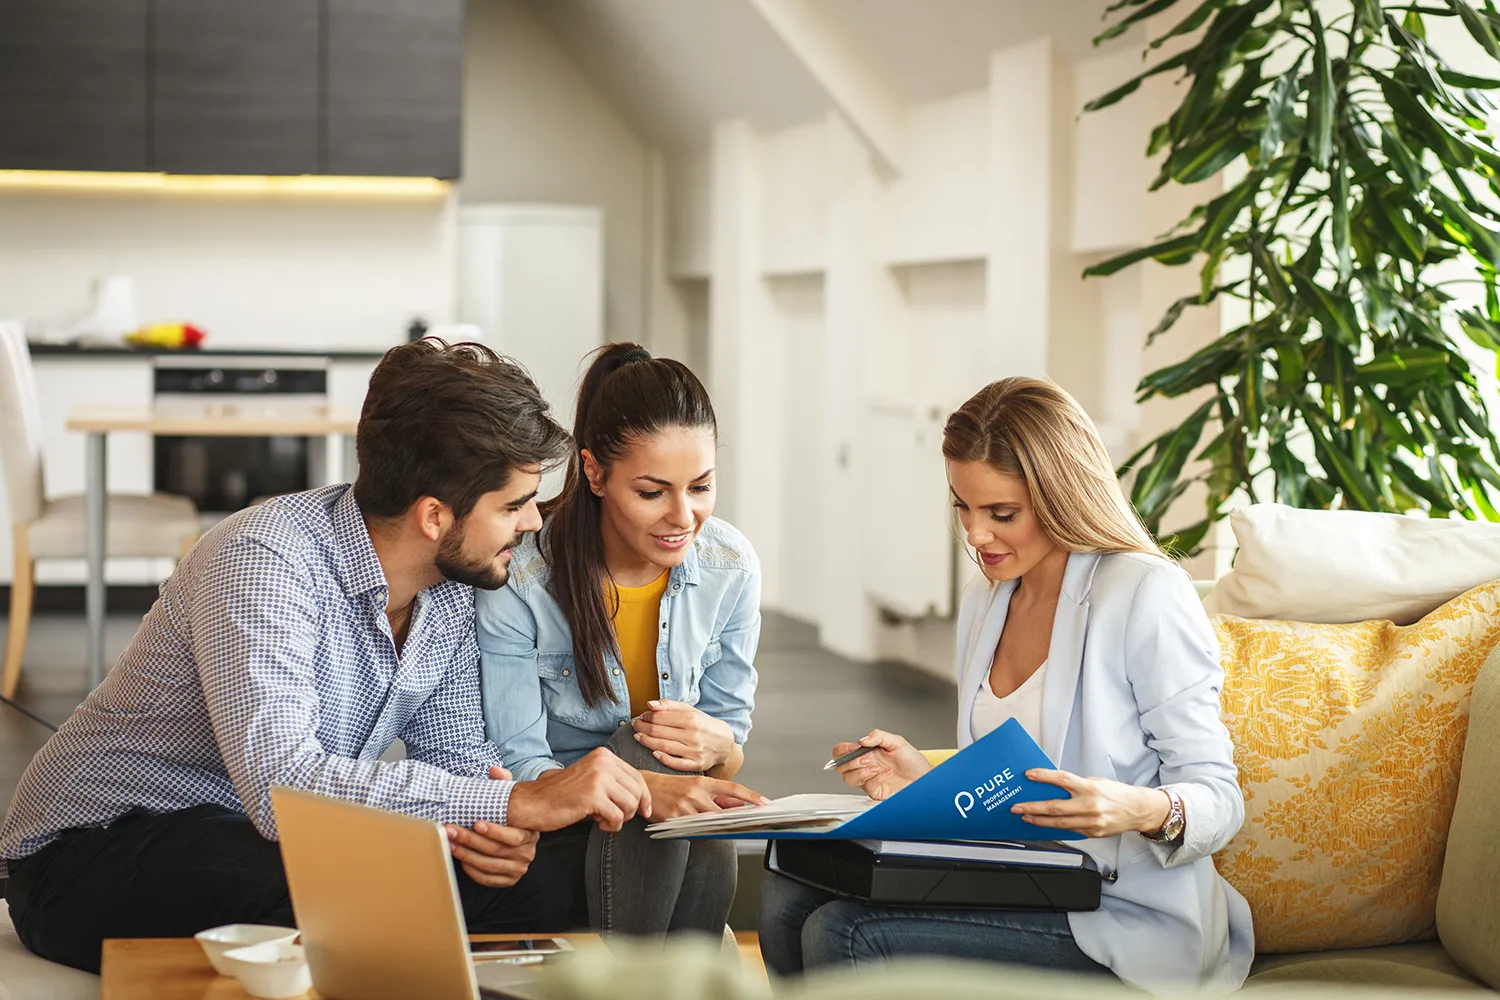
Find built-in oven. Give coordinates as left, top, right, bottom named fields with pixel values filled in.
left=152, top=356, right=329, bottom=515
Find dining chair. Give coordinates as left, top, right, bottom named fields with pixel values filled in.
left=0, top=323, right=202, bottom=698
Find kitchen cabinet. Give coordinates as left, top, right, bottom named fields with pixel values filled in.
left=0, top=0, right=150, bottom=172
left=151, top=0, right=321, bottom=176
left=0, top=0, right=462, bottom=178
left=325, top=0, right=464, bottom=178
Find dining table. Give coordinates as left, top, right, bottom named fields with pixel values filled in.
left=66, top=405, right=360, bottom=689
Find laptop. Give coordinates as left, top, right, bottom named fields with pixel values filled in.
left=270, top=786, right=560, bottom=1000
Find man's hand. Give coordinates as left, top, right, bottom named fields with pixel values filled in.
left=505, top=748, right=652, bottom=833
left=444, top=820, right=538, bottom=888
left=632, top=700, right=736, bottom=772
left=641, top=771, right=769, bottom=822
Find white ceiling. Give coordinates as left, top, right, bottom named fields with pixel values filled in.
left=524, top=0, right=1142, bottom=150
left=817, top=0, right=1139, bottom=104
left=525, top=0, right=829, bottom=150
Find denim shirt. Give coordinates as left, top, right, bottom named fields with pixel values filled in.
left=475, top=516, right=761, bottom=782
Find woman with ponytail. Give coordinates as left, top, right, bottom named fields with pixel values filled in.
left=476, top=343, right=764, bottom=937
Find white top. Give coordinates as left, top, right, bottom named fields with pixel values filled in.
left=969, top=662, right=1046, bottom=745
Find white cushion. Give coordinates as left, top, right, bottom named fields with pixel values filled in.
left=25, top=493, right=200, bottom=561
left=1202, top=504, right=1500, bottom=625
left=0, top=901, right=98, bottom=1000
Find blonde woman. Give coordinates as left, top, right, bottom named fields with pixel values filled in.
left=758, top=378, right=1253, bottom=993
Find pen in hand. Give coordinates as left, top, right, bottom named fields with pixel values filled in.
left=823, top=744, right=880, bottom=770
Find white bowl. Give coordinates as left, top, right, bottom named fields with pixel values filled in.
left=220, top=940, right=312, bottom=999
left=194, top=924, right=299, bottom=976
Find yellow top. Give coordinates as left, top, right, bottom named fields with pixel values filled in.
left=612, top=571, right=670, bottom=717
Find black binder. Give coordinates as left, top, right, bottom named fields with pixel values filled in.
left=766, top=839, right=1103, bottom=911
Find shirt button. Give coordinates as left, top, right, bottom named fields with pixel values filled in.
left=660, top=672, right=669, bottom=680
left=660, top=621, right=667, bottom=630
left=618, top=720, right=627, bottom=727
left=671, top=584, right=681, bottom=593
left=562, top=669, right=570, bottom=677
left=612, top=668, right=621, bottom=676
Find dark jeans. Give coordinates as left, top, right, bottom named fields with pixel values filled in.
left=584, top=725, right=737, bottom=937
left=759, top=870, right=1113, bottom=978
left=5, top=803, right=585, bottom=974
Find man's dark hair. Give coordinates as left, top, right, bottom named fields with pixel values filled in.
left=353, top=339, right=570, bottom=520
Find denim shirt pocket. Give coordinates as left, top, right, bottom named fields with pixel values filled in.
left=537, top=652, right=590, bottom=725
left=689, top=639, right=723, bottom=700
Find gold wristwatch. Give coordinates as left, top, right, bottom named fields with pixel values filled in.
left=1142, top=787, right=1185, bottom=843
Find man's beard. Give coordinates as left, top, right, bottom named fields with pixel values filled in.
left=435, top=523, right=515, bottom=591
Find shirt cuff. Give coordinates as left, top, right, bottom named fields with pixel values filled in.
left=1142, top=782, right=1211, bottom=869
left=506, top=757, right=564, bottom=783
left=442, top=775, right=515, bottom=828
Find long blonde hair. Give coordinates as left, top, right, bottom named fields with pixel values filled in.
left=942, top=377, right=1164, bottom=559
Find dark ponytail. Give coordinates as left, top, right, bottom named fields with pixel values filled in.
left=540, top=342, right=717, bottom=707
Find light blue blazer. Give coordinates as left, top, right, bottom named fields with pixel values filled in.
left=955, top=551, right=1253, bottom=992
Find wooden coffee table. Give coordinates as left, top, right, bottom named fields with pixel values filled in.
left=100, top=933, right=605, bottom=1000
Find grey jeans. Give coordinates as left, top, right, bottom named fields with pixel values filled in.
left=584, top=725, right=738, bottom=936
left=758, top=870, right=1113, bottom=977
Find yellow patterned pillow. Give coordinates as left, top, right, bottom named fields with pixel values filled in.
left=1212, top=580, right=1500, bottom=953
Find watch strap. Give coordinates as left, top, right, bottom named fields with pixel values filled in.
left=1142, top=787, right=1185, bottom=843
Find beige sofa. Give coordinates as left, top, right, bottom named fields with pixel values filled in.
left=1231, top=632, right=1499, bottom=991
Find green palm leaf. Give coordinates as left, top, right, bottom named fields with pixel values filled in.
left=1085, top=0, right=1500, bottom=553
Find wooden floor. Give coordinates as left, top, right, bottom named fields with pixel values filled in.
left=736, top=931, right=768, bottom=982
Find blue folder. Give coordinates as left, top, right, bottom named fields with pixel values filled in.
left=709, top=718, right=1086, bottom=842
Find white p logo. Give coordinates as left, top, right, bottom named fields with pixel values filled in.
left=954, top=790, right=975, bottom=819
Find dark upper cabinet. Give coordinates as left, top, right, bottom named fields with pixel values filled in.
left=150, top=0, right=321, bottom=175
left=0, top=0, right=461, bottom=177
left=325, top=0, right=464, bottom=178
left=0, top=0, right=150, bottom=171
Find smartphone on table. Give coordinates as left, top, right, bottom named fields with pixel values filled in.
left=470, top=938, right=574, bottom=962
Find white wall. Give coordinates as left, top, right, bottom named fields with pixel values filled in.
left=664, top=30, right=1228, bottom=674
left=882, top=90, right=989, bottom=266
left=0, top=191, right=455, bottom=350
left=463, top=0, right=652, bottom=345
left=770, top=275, right=826, bottom=620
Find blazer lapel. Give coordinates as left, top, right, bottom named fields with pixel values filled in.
left=955, top=580, right=1013, bottom=747
left=1039, top=552, right=1100, bottom=764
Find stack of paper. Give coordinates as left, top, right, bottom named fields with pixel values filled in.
left=646, top=794, right=874, bottom=839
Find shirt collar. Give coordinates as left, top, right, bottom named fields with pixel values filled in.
left=671, top=536, right=701, bottom=587
left=332, top=487, right=390, bottom=601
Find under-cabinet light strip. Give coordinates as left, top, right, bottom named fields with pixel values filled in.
left=0, top=170, right=450, bottom=197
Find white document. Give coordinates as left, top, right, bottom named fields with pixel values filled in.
left=646, top=793, right=874, bottom=839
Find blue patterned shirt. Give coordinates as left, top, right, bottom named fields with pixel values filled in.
left=0, top=485, right=514, bottom=871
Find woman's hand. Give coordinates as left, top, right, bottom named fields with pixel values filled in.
left=640, top=770, right=769, bottom=822
left=833, top=729, right=933, bottom=801
left=632, top=700, right=735, bottom=772
left=1010, top=769, right=1174, bottom=839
